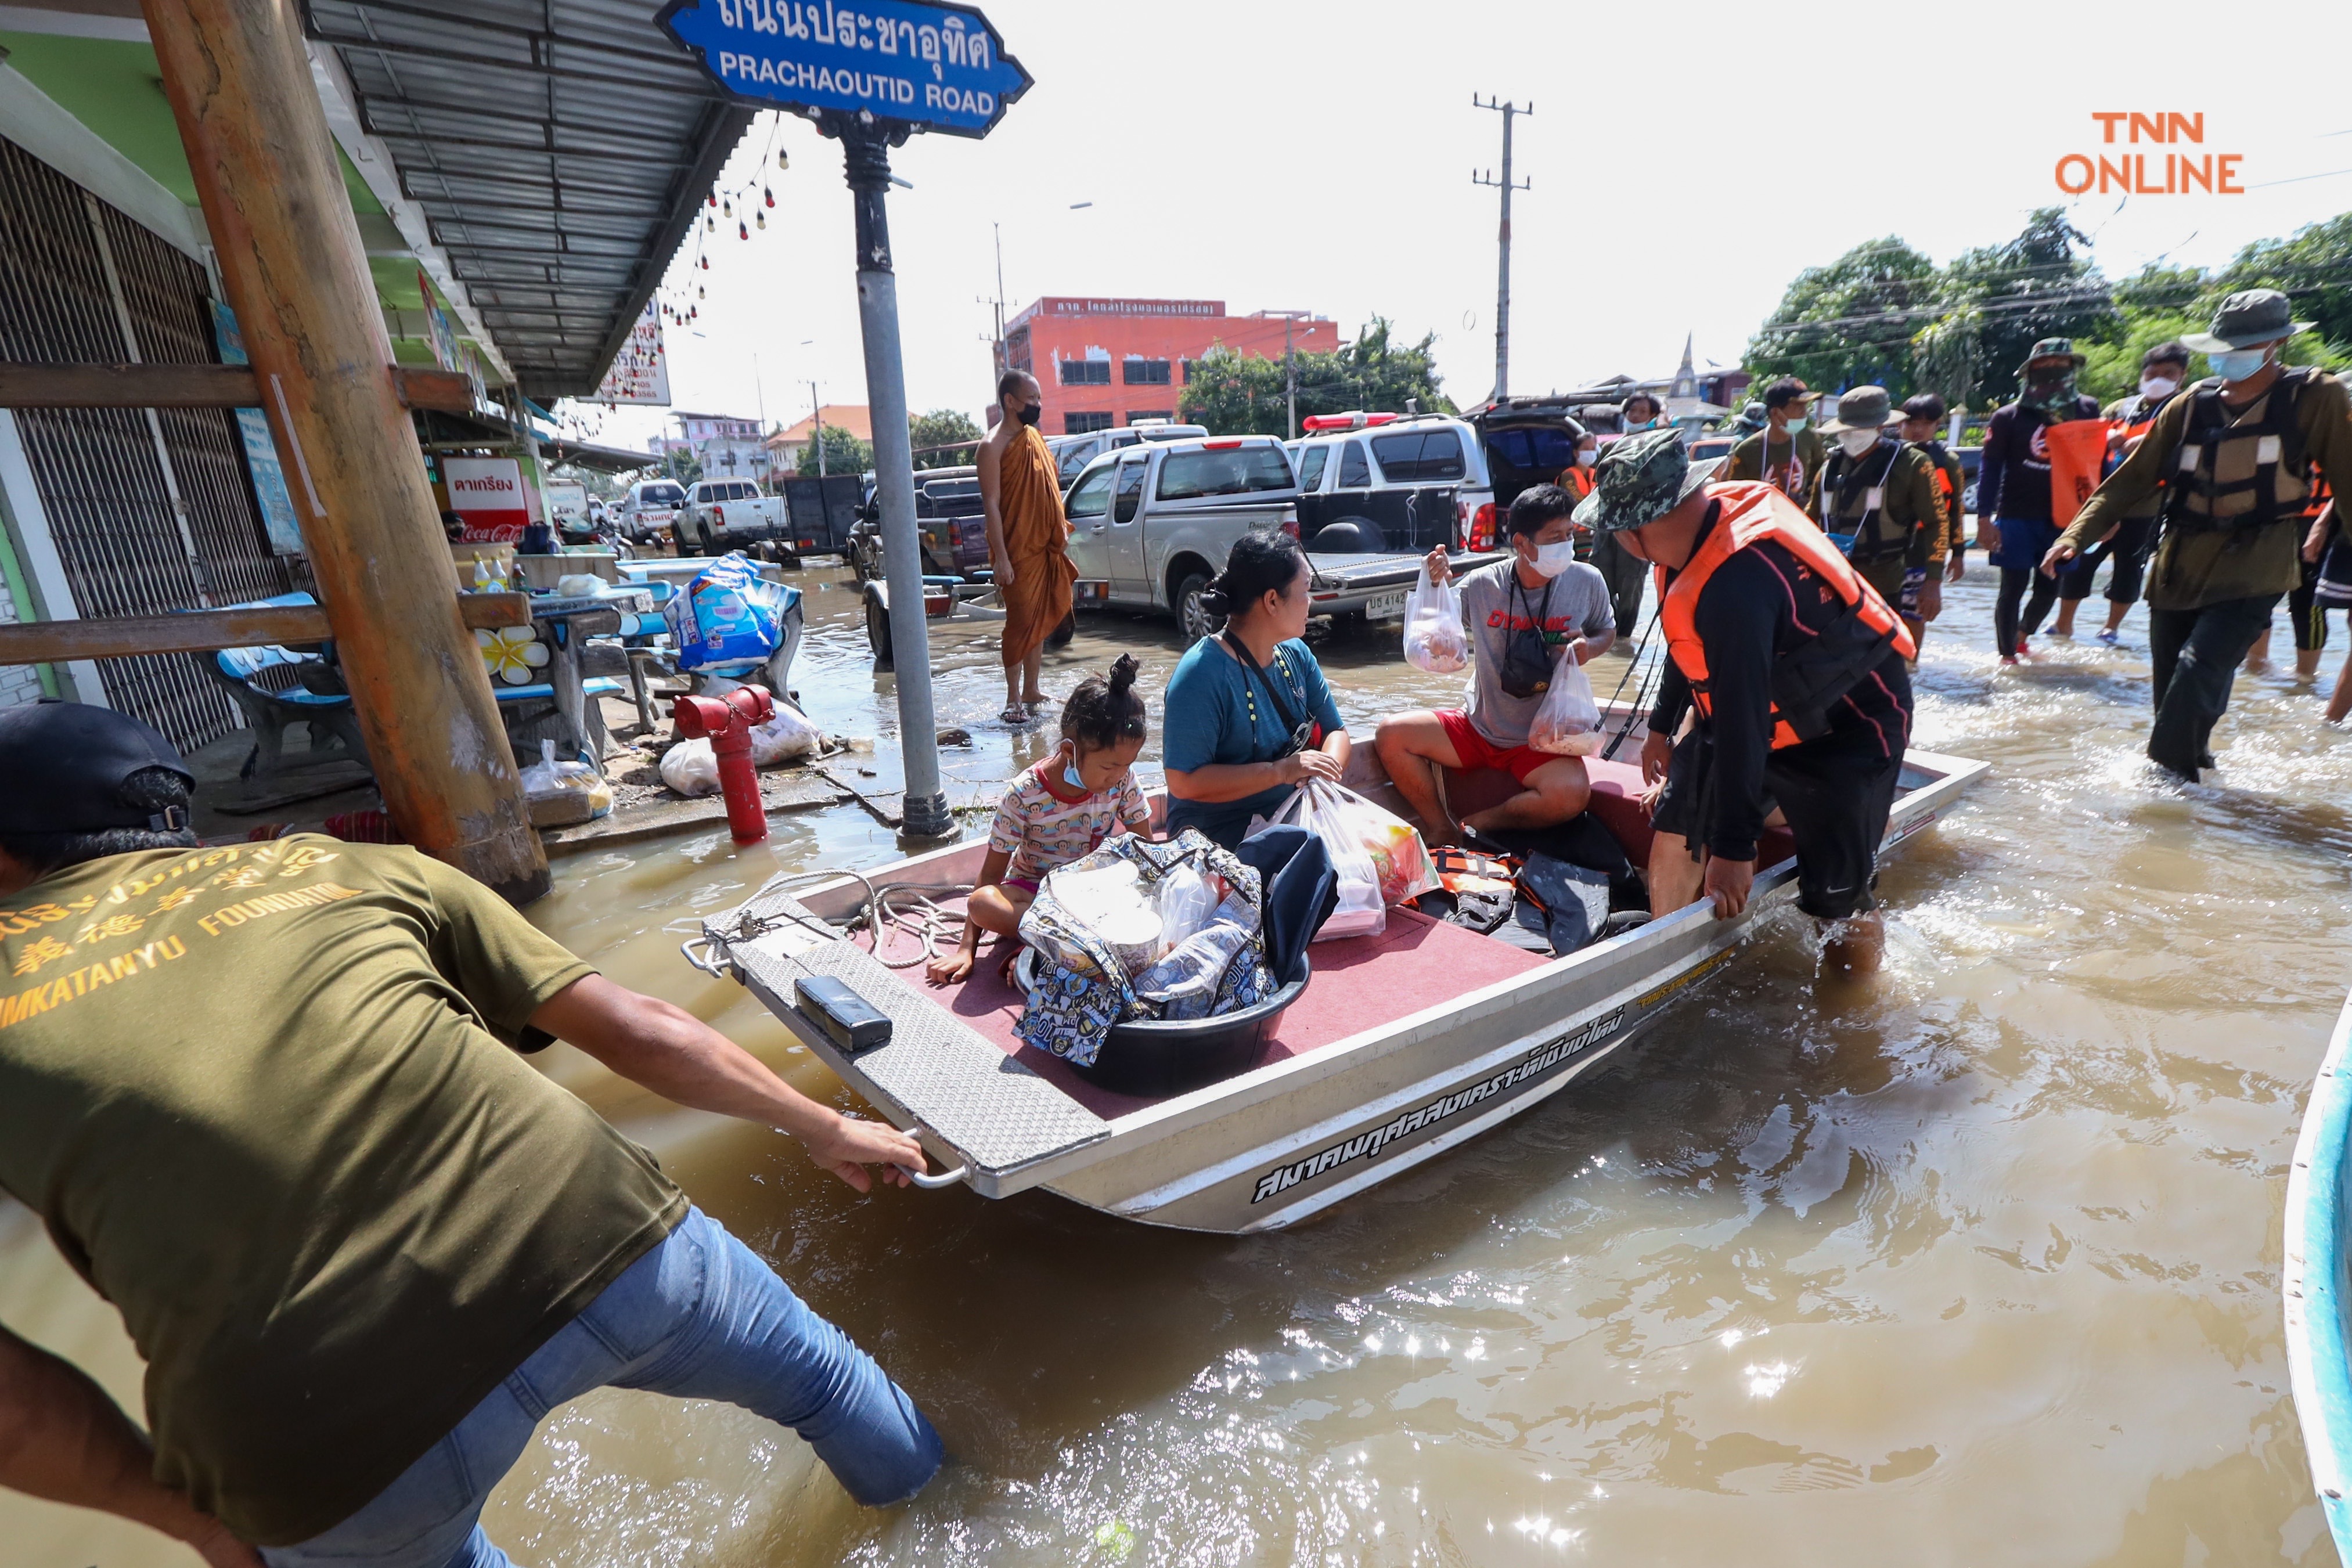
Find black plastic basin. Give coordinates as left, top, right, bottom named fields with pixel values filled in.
left=1067, top=958, right=1312, bottom=1098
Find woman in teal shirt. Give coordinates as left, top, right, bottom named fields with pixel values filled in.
left=1162, top=533, right=1352, bottom=850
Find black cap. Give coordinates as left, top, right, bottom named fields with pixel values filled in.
left=0, top=701, right=193, bottom=834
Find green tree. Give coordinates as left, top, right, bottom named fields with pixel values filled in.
left=909, top=408, right=982, bottom=469
left=2214, top=213, right=2352, bottom=352
left=1744, top=236, right=1943, bottom=397
left=1940, top=207, right=2115, bottom=408
left=662, top=448, right=702, bottom=487
left=1177, top=317, right=1455, bottom=435
left=797, top=424, right=872, bottom=477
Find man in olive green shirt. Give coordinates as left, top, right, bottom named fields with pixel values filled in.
left=0, top=704, right=938, bottom=1567
left=2046, top=291, right=2352, bottom=778
left=1724, top=376, right=1825, bottom=511
left=1810, top=386, right=1947, bottom=647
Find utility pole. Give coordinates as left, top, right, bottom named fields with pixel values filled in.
left=1259, top=310, right=1314, bottom=437
left=1472, top=95, right=1532, bottom=403
left=809, top=379, right=824, bottom=477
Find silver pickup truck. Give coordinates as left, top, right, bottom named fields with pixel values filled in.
left=1064, top=435, right=1493, bottom=640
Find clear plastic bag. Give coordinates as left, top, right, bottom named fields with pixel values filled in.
left=1152, top=862, right=1222, bottom=951
left=520, top=738, right=612, bottom=827
left=1269, top=780, right=1387, bottom=942
left=1133, top=893, right=1256, bottom=1021
left=1401, top=564, right=1469, bottom=674
left=1526, top=648, right=1603, bottom=755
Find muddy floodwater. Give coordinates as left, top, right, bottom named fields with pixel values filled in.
left=9, top=560, right=2352, bottom=1566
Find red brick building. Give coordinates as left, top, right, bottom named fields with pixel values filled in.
left=1003, top=297, right=1338, bottom=434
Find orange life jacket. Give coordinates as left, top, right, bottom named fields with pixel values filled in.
left=1656, top=482, right=1916, bottom=750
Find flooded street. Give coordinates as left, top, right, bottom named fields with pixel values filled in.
left=9, top=560, right=2352, bottom=1565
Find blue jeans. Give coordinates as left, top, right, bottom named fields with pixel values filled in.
left=260, top=1207, right=942, bottom=1568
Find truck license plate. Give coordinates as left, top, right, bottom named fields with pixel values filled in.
left=1367, top=590, right=1407, bottom=621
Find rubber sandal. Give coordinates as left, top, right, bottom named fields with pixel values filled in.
left=2097, top=628, right=2120, bottom=646
left=1000, top=702, right=1028, bottom=724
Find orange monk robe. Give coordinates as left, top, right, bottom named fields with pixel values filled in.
left=999, top=424, right=1078, bottom=669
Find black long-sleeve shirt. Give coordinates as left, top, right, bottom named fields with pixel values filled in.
left=1976, top=395, right=2102, bottom=522
left=1650, top=516, right=1914, bottom=860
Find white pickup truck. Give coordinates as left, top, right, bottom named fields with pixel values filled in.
left=1064, top=435, right=1490, bottom=641
left=673, top=477, right=788, bottom=554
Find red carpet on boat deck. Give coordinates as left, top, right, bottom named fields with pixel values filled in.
left=878, top=903, right=1550, bottom=1119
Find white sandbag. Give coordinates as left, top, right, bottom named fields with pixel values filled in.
left=1527, top=648, right=1603, bottom=755
left=748, top=701, right=821, bottom=765
left=659, top=737, right=722, bottom=797
left=1401, top=564, right=1469, bottom=674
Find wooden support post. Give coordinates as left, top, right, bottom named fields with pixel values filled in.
left=143, top=0, right=549, bottom=901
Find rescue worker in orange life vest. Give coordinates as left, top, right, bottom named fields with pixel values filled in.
left=2043, top=289, right=2352, bottom=780
left=1580, top=431, right=1916, bottom=977
left=2047, top=341, right=2189, bottom=644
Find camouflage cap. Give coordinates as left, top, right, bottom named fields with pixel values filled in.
left=1573, top=428, right=1721, bottom=535
left=2016, top=337, right=2087, bottom=374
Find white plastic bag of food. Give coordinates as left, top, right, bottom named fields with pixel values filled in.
left=1133, top=893, right=1256, bottom=1020
left=1152, top=862, right=1221, bottom=951
left=1526, top=646, right=1603, bottom=755
left=658, top=736, right=721, bottom=797
left=520, top=738, right=612, bottom=827
left=1268, top=780, right=1387, bottom=942
left=1321, top=781, right=1443, bottom=906
left=747, top=701, right=821, bottom=765
left=1401, top=565, right=1469, bottom=674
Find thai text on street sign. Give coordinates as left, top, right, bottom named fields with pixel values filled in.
left=594, top=301, right=671, bottom=406
left=658, top=0, right=1030, bottom=136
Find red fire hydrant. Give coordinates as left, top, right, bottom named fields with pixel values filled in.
left=672, top=686, right=774, bottom=844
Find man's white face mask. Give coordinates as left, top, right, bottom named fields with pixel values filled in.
left=2140, top=374, right=2181, bottom=400
left=1838, top=427, right=1882, bottom=459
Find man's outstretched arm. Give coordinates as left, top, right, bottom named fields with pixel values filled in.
left=529, top=974, right=927, bottom=1192
left=0, top=1323, right=258, bottom=1566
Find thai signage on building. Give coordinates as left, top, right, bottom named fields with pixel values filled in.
left=593, top=301, right=671, bottom=406
left=443, top=456, right=531, bottom=542
left=658, top=0, right=1031, bottom=137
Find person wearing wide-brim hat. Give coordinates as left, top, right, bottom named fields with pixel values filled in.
left=1811, top=385, right=1948, bottom=657
left=2044, top=288, right=2352, bottom=780
left=1976, top=336, right=2106, bottom=665
left=2050, top=340, right=2195, bottom=646
left=1576, top=429, right=1916, bottom=976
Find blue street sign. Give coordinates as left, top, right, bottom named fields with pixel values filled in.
left=659, top=0, right=1031, bottom=138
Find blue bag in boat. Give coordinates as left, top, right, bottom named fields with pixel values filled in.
left=664, top=552, right=790, bottom=674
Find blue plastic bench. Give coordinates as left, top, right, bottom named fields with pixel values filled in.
left=203, top=592, right=371, bottom=781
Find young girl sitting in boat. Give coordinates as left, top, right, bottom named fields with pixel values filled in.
left=927, top=654, right=1151, bottom=985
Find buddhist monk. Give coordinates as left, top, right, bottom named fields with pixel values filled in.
left=978, top=369, right=1078, bottom=723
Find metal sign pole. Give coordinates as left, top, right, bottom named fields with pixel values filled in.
left=842, top=121, right=950, bottom=839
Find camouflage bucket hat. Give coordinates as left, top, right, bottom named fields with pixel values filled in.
left=1575, top=428, right=1721, bottom=535
left=2016, top=336, right=2087, bottom=374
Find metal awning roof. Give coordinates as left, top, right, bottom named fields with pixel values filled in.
left=305, top=0, right=752, bottom=401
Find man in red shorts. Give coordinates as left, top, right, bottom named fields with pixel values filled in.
left=1375, top=484, right=1616, bottom=845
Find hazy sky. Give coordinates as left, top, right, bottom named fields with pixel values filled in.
left=563, top=0, right=2352, bottom=452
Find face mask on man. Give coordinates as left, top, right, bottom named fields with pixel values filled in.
left=1623, top=416, right=1655, bottom=432
left=1576, top=446, right=1597, bottom=467
left=2208, top=348, right=2271, bottom=383
left=1837, top=427, right=1881, bottom=459
left=2139, top=374, right=2181, bottom=400
left=1527, top=539, right=1579, bottom=578
left=2022, top=374, right=2076, bottom=410
left=1015, top=401, right=1043, bottom=427
left=1781, top=415, right=1809, bottom=435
